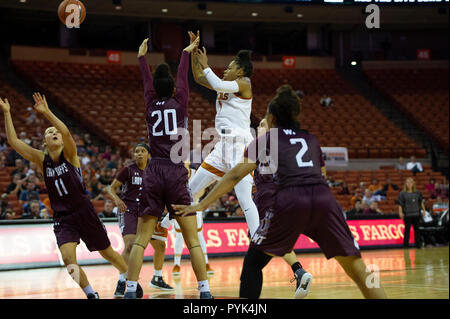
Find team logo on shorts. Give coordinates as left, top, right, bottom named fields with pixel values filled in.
left=251, top=210, right=274, bottom=245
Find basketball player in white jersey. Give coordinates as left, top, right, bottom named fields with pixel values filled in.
left=188, top=31, right=260, bottom=239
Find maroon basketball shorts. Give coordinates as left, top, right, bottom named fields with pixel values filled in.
left=118, top=203, right=138, bottom=236
left=253, top=185, right=276, bottom=221
left=250, top=183, right=361, bottom=259
left=139, top=159, right=193, bottom=219
left=53, top=200, right=111, bottom=252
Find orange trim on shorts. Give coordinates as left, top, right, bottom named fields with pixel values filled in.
left=197, top=226, right=202, bottom=232
left=201, top=162, right=225, bottom=177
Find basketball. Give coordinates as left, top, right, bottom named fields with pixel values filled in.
left=57, top=0, right=86, bottom=27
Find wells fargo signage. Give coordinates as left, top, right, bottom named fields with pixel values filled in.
left=0, top=219, right=412, bottom=269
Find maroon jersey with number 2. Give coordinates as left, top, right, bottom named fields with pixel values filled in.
left=245, top=128, right=360, bottom=258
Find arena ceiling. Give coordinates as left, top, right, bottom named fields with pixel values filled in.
left=0, top=0, right=448, bottom=25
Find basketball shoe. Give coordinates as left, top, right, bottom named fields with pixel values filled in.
left=292, top=268, right=313, bottom=298
left=149, top=276, right=174, bottom=291
left=172, top=264, right=181, bottom=276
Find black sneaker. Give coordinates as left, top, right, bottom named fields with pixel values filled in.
left=149, top=276, right=174, bottom=291
left=114, top=280, right=126, bottom=298
left=87, top=292, right=100, bottom=299
left=136, top=283, right=143, bottom=299
left=200, top=291, right=214, bottom=299
left=293, top=268, right=313, bottom=299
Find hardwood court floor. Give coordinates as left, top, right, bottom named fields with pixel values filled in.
left=0, top=247, right=447, bottom=299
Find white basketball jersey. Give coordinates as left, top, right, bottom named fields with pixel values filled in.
left=214, top=78, right=252, bottom=138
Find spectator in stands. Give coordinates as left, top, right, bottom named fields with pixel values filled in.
left=19, top=181, right=40, bottom=206
left=24, top=107, right=37, bottom=125
left=350, top=187, right=363, bottom=207
left=432, top=196, right=449, bottom=216
left=381, top=177, right=399, bottom=195
left=19, top=131, right=31, bottom=146
left=0, top=152, right=6, bottom=168
left=425, top=178, right=436, bottom=194
left=337, top=181, right=350, bottom=195
left=106, top=154, right=119, bottom=169
left=431, top=182, right=448, bottom=199
left=20, top=200, right=48, bottom=220
left=5, top=174, right=26, bottom=198
left=362, top=189, right=375, bottom=206
left=320, top=95, right=334, bottom=107
left=79, top=150, right=91, bottom=166
left=21, top=192, right=46, bottom=215
left=363, top=201, right=383, bottom=215
left=396, top=157, right=407, bottom=171
left=0, top=193, right=15, bottom=220
left=11, top=158, right=27, bottom=178
left=0, top=134, right=7, bottom=153
left=5, top=148, right=21, bottom=167
left=346, top=199, right=363, bottom=218
left=406, top=156, right=423, bottom=175
left=368, top=179, right=384, bottom=195
left=101, top=145, right=112, bottom=161
left=439, top=177, right=449, bottom=193
left=98, top=200, right=117, bottom=218
left=398, top=177, right=426, bottom=248
left=83, top=133, right=93, bottom=149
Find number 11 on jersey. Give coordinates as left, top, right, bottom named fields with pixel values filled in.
left=55, top=179, right=69, bottom=196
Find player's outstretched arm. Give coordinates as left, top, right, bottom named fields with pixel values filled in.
left=32, top=93, right=79, bottom=166
left=189, top=31, right=213, bottom=90
left=0, top=97, right=44, bottom=167
left=137, top=38, right=155, bottom=101
left=173, top=158, right=257, bottom=216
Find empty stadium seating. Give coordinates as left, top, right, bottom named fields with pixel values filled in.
left=11, top=60, right=426, bottom=158
left=364, top=68, right=449, bottom=153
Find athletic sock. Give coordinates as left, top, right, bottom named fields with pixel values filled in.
left=82, top=284, right=95, bottom=296
left=154, top=269, right=162, bottom=277
left=126, top=281, right=137, bottom=293
left=119, top=272, right=127, bottom=282
left=291, top=262, right=302, bottom=274
left=198, top=280, right=210, bottom=293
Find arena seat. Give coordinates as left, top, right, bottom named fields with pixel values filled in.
left=364, top=68, right=449, bottom=153
left=10, top=60, right=426, bottom=159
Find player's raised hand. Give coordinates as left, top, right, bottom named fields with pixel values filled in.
left=197, top=46, right=209, bottom=69
left=172, top=204, right=201, bottom=217
left=184, top=34, right=200, bottom=53
left=32, top=92, right=50, bottom=114
left=138, top=38, right=149, bottom=58
left=0, top=97, right=10, bottom=113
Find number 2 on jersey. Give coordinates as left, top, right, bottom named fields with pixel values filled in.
left=289, top=138, right=313, bottom=168
left=55, top=178, right=68, bottom=196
